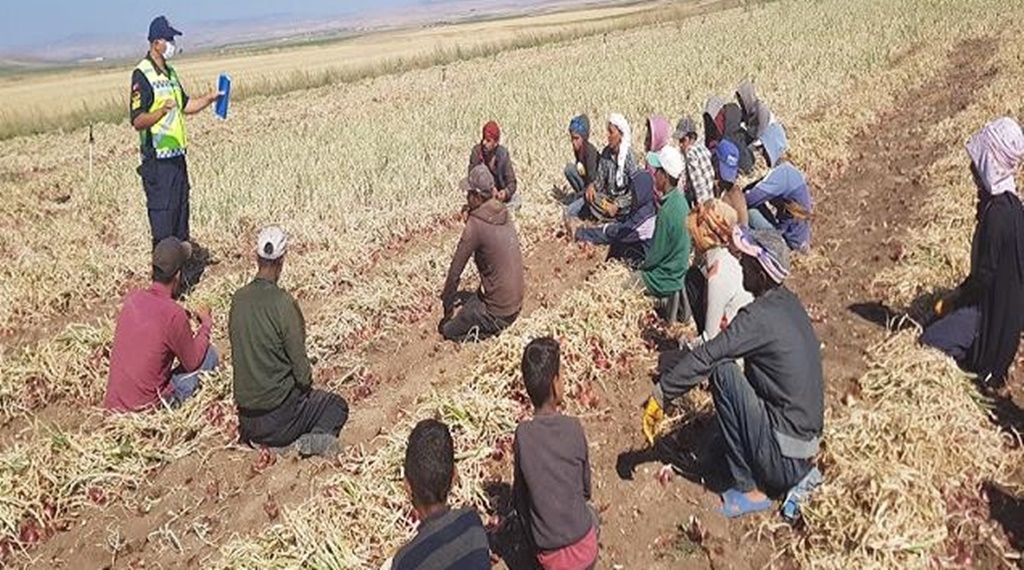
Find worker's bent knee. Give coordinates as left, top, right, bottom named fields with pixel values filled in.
left=202, top=346, right=220, bottom=371
left=709, top=361, right=745, bottom=392
left=329, top=391, right=349, bottom=415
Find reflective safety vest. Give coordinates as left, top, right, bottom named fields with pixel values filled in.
left=136, top=58, right=187, bottom=159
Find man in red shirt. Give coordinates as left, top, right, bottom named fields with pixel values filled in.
left=104, top=237, right=218, bottom=411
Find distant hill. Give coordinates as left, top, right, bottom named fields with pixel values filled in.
left=0, top=0, right=637, bottom=65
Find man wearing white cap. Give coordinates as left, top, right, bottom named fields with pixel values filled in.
left=229, top=226, right=349, bottom=457
left=643, top=227, right=824, bottom=521
left=632, top=146, right=691, bottom=321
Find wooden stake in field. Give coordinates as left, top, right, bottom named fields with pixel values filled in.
left=88, top=124, right=94, bottom=182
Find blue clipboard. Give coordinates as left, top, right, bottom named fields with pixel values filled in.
left=215, top=73, right=231, bottom=119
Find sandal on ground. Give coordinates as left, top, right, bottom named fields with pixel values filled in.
left=719, top=488, right=772, bottom=519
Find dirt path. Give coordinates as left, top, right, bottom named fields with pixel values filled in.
left=793, top=37, right=1001, bottom=398
left=28, top=224, right=604, bottom=569
left=571, top=36, right=1008, bottom=570
left=340, top=236, right=603, bottom=446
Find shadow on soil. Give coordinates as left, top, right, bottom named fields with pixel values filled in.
left=986, top=384, right=1024, bottom=442
left=616, top=405, right=732, bottom=495
left=846, top=284, right=957, bottom=333
left=985, top=482, right=1024, bottom=554
left=484, top=481, right=541, bottom=570
left=179, top=240, right=217, bottom=297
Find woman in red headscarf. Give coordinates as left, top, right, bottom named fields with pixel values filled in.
left=468, top=120, right=518, bottom=203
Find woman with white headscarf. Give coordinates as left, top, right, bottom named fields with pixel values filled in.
left=922, top=117, right=1024, bottom=389
left=565, top=113, right=638, bottom=222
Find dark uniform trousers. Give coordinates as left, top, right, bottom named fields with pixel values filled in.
left=139, top=155, right=190, bottom=248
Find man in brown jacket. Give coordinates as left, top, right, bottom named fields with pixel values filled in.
left=440, top=164, right=525, bottom=342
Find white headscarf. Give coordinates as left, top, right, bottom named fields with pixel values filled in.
left=608, top=113, right=632, bottom=188
left=966, top=117, right=1024, bottom=196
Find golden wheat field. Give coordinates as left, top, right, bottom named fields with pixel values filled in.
left=1, top=0, right=1023, bottom=568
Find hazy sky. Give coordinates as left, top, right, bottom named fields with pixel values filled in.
left=1, top=1, right=438, bottom=52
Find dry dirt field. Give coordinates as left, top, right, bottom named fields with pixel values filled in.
left=0, top=0, right=1023, bottom=568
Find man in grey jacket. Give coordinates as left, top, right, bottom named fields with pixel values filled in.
left=643, top=227, right=823, bottom=518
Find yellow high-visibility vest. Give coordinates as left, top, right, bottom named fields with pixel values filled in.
left=136, top=58, right=187, bottom=159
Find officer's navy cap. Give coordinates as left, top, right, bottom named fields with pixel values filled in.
left=148, top=16, right=182, bottom=42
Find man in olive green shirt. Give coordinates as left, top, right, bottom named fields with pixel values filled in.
left=229, top=226, right=349, bottom=457
left=641, top=146, right=691, bottom=298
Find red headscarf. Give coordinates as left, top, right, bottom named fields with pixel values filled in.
left=482, top=120, right=501, bottom=142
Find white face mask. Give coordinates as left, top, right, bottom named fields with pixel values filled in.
left=163, top=41, right=177, bottom=60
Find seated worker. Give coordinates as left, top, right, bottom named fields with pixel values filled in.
left=745, top=123, right=814, bottom=252
left=571, top=170, right=657, bottom=267
left=389, top=419, right=491, bottom=570
left=643, top=227, right=824, bottom=519
left=566, top=113, right=638, bottom=222
left=229, top=226, right=349, bottom=457
left=922, top=117, right=1024, bottom=389
left=105, top=237, right=218, bottom=411
left=722, top=102, right=755, bottom=175
left=628, top=146, right=691, bottom=322
left=440, top=165, right=525, bottom=342
left=469, top=120, right=518, bottom=203
left=703, top=96, right=726, bottom=152
left=675, top=115, right=715, bottom=208
left=685, top=199, right=754, bottom=345
left=564, top=114, right=601, bottom=198
left=736, top=80, right=775, bottom=146
left=514, top=337, right=599, bottom=570
left=715, top=139, right=751, bottom=227
left=644, top=115, right=672, bottom=154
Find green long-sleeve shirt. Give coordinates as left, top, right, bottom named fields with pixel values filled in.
left=642, top=188, right=691, bottom=297
left=229, top=277, right=312, bottom=411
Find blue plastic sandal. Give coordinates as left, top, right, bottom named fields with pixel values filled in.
left=719, top=488, right=773, bottom=519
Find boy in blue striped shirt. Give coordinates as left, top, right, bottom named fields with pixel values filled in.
left=390, top=419, right=490, bottom=570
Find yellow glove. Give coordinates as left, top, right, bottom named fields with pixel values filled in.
left=642, top=396, right=664, bottom=446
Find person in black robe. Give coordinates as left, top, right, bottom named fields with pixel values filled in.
left=921, top=117, right=1024, bottom=388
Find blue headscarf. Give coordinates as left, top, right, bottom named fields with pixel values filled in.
left=569, top=114, right=591, bottom=139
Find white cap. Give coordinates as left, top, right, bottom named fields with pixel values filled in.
left=257, top=226, right=288, bottom=260
left=648, top=146, right=685, bottom=179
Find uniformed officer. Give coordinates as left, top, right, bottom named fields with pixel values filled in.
left=130, top=16, right=220, bottom=250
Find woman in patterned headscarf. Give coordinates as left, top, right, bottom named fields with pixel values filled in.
left=922, top=117, right=1024, bottom=388
left=685, top=199, right=754, bottom=345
